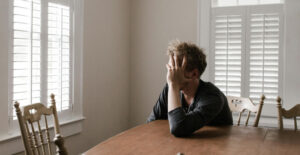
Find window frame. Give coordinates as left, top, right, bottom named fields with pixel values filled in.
left=8, top=0, right=74, bottom=130
left=0, top=1, right=84, bottom=153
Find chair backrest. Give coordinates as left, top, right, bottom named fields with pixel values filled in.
left=277, top=97, right=300, bottom=130
left=227, top=95, right=265, bottom=127
left=14, top=94, right=68, bottom=155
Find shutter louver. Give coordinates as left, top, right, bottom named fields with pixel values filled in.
left=12, top=0, right=41, bottom=117
left=214, top=15, right=243, bottom=97
left=48, top=3, right=71, bottom=111
left=249, top=13, right=280, bottom=104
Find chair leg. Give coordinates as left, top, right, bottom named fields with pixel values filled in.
left=237, top=112, right=242, bottom=126
left=277, top=97, right=283, bottom=130
left=245, top=111, right=251, bottom=126
left=54, top=134, right=68, bottom=155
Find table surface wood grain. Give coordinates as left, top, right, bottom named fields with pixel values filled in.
left=84, top=120, right=300, bottom=155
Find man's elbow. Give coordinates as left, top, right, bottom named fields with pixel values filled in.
left=170, top=121, right=205, bottom=137
left=170, top=125, right=190, bottom=137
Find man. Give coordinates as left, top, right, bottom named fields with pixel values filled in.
left=147, top=40, right=233, bottom=137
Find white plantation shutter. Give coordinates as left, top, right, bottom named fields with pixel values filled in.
left=212, top=8, right=244, bottom=97
left=211, top=5, right=283, bottom=105
left=9, top=0, right=73, bottom=118
left=11, top=0, right=41, bottom=117
left=5, top=0, right=82, bottom=147
left=247, top=5, right=283, bottom=104
left=48, top=3, right=71, bottom=111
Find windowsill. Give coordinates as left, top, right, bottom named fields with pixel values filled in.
left=0, top=116, right=85, bottom=155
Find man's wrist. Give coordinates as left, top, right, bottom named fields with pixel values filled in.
left=168, top=83, right=180, bottom=91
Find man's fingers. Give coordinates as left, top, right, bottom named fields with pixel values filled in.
left=166, top=64, right=171, bottom=70
left=169, top=55, right=175, bottom=69
left=174, top=55, right=180, bottom=69
left=182, top=56, right=187, bottom=69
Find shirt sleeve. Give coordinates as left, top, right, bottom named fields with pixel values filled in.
left=168, top=92, right=225, bottom=137
left=147, top=84, right=169, bottom=123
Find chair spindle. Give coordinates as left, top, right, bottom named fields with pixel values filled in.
left=237, top=112, right=242, bottom=126
left=44, top=115, right=53, bottom=155
left=25, top=122, right=35, bottom=155
left=245, top=111, right=251, bottom=126
left=30, top=122, right=41, bottom=155
left=253, top=95, right=265, bottom=127
left=37, top=121, right=46, bottom=155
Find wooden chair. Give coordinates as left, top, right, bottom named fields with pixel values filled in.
left=277, top=97, right=300, bottom=130
left=227, top=95, right=265, bottom=127
left=14, top=94, right=68, bottom=155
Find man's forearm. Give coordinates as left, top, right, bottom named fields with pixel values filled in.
left=168, top=84, right=181, bottom=112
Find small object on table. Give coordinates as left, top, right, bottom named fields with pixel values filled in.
left=177, top=152, right=184, bottom=155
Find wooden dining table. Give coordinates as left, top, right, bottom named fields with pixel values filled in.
left=84, top=120, right=300, bottom=155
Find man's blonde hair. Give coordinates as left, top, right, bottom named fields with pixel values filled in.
left=167, top=40, right=207, bottom=77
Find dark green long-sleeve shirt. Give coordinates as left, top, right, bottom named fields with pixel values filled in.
left=147, top=80, right=233, bottom=137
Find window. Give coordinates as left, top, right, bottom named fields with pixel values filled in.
left=5, top=0, right=83, bottom=132
left=9, top=0, right=73, bottom=120
left=210, top=2, right=284, bottom=105
left=1, top=0, right=82, bottom=153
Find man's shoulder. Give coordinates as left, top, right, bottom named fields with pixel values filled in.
left=196, top=80, right=227, bottom=105
left=199, top=80, right=223, bottom=94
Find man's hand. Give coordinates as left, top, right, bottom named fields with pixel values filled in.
left=166, top=55, right=191, bottom=90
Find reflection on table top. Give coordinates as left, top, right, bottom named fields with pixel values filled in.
left=84, top=120, right=300, bottom=155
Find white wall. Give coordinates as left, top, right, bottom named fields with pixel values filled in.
left=65, top=0, right=131, bottom=154
left=0, top=0, right=9, bottom=136
left=129, top=0, right=198, bottom=126
left=283, top=0, right=300, bottom=109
